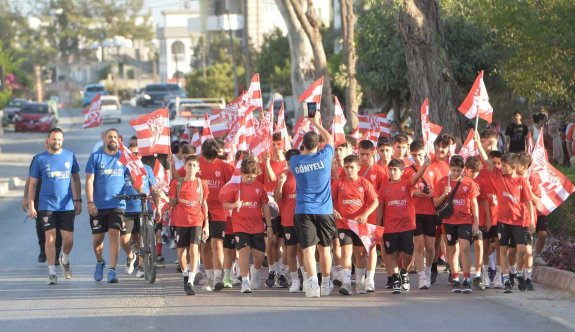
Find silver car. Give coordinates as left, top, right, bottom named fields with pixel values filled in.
left=2, top=98, right=28, bottom=127
left=99, top=95, right=122, bottom=123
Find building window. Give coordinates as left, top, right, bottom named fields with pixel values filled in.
left=171, top=41, right=186, bottom=55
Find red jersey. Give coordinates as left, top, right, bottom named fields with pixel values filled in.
left=523, top=174, right=541, bottom=226
left=168, top=178, right=209, bottom=227
left=279, top=172, right=297, bottom=227
left=359, top=163, right=388, bottom=224
left=475, top=163, right=499, bottom=227
left=491, top=169, right=532, bottom=226
left=198, top=157, right=234, bottom=221
left=404, top=165, right=436, bottom=215
left=331, top=164, right=346, bottom=182
left=258, top=159, right=288, bottom=193
left=219, top=181, right=269, bottom=234
left=378, top=179, right=416, bottom=233
left=332, top=177, right=378, bottom=230
left=429, top=157, right=449, bottom=186
left=433, top=177, right=479, bottom=225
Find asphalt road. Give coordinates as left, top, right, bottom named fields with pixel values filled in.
left=0, top=105, right=574, bottom=332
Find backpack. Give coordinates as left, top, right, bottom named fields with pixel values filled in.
left=176, top=177, right=203, bottom=205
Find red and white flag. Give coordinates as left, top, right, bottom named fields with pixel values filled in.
left=351, top=127, right=361, bottom=141
left=243, top=74, right=263, bottom=112
left=224, top=116, right=248, bottom=164
left=274, top=102, right=292, bottom=150
left=358, top=114, right=391, bottom=138
left=82, top=94, right=103, bottom=129
left=118, top=142, right=148, bottom=191
left=201, top=113, right=214, bottom=143
left=330, top=96, right=347, bottom=146
left=458, top=70, right=493, bottom=123
left=130, top=108, right=170, bottom=156
left=190, top=129, right=201, bottom=154
left=152, top=159, right=170, bottom=213
left=249, top=104, right=273, bottom=157
left=346, top=219, right=385, bottom=254
left=360, top=128, right=379, bottom=146
left=529, top=129, right=575, bottom=215
left=298, top=77, right=324, bottom=108
left=420, top=98, right=443, bottom=153
left=458, top=129, right=479, bottom=160
left=292, top=117, right=315, bottom=149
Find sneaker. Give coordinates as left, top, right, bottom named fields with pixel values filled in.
left=332, top=270, right=343, bottom=287
left=241, top=279, right=252, bottom=293
left=339, top=282, right=352, bottom=295
left=445, top=263, right=451, bottom=273
left=400, top=272, right=410, bottom=292
left=452, top=279, right=462, bottom=293
left=107, top=269, right=118, bottom=283
left=306, top=282, right=320, bottom=298
left=509, top=273, right=516, bottom=287
left=184, top=282, right=195, bottom=295
left=474, top=276, right=485, bottom=290
left=277, top=274, right=289, bottom=288
left=517, top=275, right=527, bottom=291
left=356, top=278, right=367, bottom=294
left=430, top=268, right=438, bottom=284
left=194, top=272, right=203, bottom=285
left=419, top=274, right=429, bottom=289
left=321, top=279, right=333, bottom=296
left=493, top=272, right=504, bottom=289
left=232, top=276, right=241, bottom=286
left=392, top=275, right=401, bottom=294
left=136, top=267, right=144, bottom=278
left=48, top=274, right=57, bottom=285
left=223, top=276, right=233, bottom=288
left=93, top=260, right=106, bottom=282
left=265, top=271, right=276, bottom=288
left=385, top=276, right=393, bottom=289
left=59, top=256, right=72, bottom=279
left=526, top=278, right=535, bottom=291
left=175, top=264, right=182, bottom=273
left=250, top=266, right=261, bottom=290
left=488, top=267, right=496, bottom=283
left=365, top=278, right=375, bottom=292
left=156, top=256, right=165, bottom=264
left=213, top=276, right=224, bottom=291
left=290, top=279, right=301, bottom=293
left=169, top=239, right=177, bottom=249
left=503, top=279, right=513, bottom=293
left=38, top=250, right=47, bottom=263
left=462, top=278, right=472, bottom=293
left=202, top=278, right=213, bottom=292
left=303, top=279, right=311, bottom=293
left=125, top=253, right=137, bottom=274
left=482, top=271, right=491, bottom=289
left=447, top=271, right=453, bottom=285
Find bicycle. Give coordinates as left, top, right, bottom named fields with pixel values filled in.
left=114, top=193, right=157, bottom=283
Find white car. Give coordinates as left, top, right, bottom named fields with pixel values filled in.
left=100, top=95, right=122, bottom=123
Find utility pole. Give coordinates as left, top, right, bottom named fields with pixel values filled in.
left=34, top=65, right=43, bottom=102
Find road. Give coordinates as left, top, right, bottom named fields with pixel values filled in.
left=0, top=105, right=574, bottom=332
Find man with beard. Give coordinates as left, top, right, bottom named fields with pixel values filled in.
left=27, top=128, right=82, bottom=284
left=86, top=128, right=130, bottom=283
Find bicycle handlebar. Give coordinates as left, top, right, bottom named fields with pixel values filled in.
left=113, top=193, right=149, bottom=201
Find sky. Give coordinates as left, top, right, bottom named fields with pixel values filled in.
left=144, top=0, right=189, bottom=26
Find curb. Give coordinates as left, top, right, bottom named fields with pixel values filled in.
left=533, top=265, right=575, bottom=293
left=0, top=177, right=25, bottom=198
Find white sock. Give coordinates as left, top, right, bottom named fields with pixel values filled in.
left=224, top=269, right=231, bottom=278
left=302, top=271, right=309, bottom=281
left=48, top=265, right=56, bottom=275
left=251, top=267, right=260, bottom=279
left=335, top=264, right=342, bottom=272
left=489, top=254, right=496, bottom=270
left=309, top=275, right=319, bottom=286
left=343, top=268, right=352, bottom=284
left=269, top=261, right=276, bottom=273
left=356, top=268, right=366, bottom=280
left=510, top=265, right=517, bottom=274
left=367, top=269, right=375, bottom=280
left=425, top=266, right=431, bottom=275
left=525, top=268, right=532, bottom=280
left=483, top=264, right=489, bottom=274
left=187, top=264, right=191, bottom=271
left=61, top=253, right=69, bottom=265
left=214, top=269, right=222, bottom=280
left=475, top=270, right=481, bottom=278
left=206, top=269, right=214, bottom=280
left=183, top=270, right=189, bottom=277
left=322, top=274, right=331, bottom=283
left=189, top=272, right=196, bottom=284
left=418, top=271, right=426, bottom=278
left=290, top=272, right=299, bottom=282
left=496, top=265, right=502, bottom=274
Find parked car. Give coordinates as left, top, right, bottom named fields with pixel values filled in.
left=138, top=84, right=171, bottom=107
left=99, top=95, right=122, bottom=123
left=82, top=84, right=108, bottom=107
left=162, top=83, right=187, bottom=104
left=2, top=98, right=28, bottom=127
left=14, top=102, right=58, bottom=133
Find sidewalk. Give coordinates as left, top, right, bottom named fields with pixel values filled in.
left=0, top=152, right=33, bottom=198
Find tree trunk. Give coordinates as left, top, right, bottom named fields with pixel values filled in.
left=398, top=0, right=464, bottom=143
left=275, top=0, right=334, bottom=125
left=340, top=0, right=359, bottom=130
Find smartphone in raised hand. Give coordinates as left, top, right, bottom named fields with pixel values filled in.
left=307, top=102, right=318, bottom=118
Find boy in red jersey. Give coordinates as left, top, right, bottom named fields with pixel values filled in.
left=377, top=138, right=394, bottom=169
left=376, top=157, right=430, bottom=294
left=198, top=139, right=234, bottom=291
left=220, top=157, right=273, bottom=293
left=169, top=155, right=209, bottom=295
left=475, top=135, right=535, bottom=293
left=392, top=134, right=412, bottom=166
left=332, top=155, right=379, bottom=295
left=275, top=149, right=302, bottom=293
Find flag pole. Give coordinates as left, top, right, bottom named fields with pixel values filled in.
left=474, top=113, right=479, bottom=132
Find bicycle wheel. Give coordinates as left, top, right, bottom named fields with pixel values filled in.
left=144, top=218, right=157, bottom=283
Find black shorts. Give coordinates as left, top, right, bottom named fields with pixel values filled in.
left=208, top=221, right=227, bottom=240
left=294, top=214, right=336, bottom=249
left=271, top=217, right=284, bottom=238
left=223, top=234, right=236, bottom=250
left=282, top=226, right=299, bottom=246
left=383, top=230, right=414, bottom=255
left=234, top=232, right=266, bottom=252
left=414, top=214, right=437, bottom=237
left=175, top=226, right=202, bottom=247
left=481, top=226, right=498, bottom=239
left=536, top=215, right=548, bottom=232
left=90, top=209, right=125, bottom=234
left=497, top=222, right=527, bottom=247
left=122, top=213, right=141, bottom=235
left=337, top=228, right=363, bottom=247
left=443, top=223, right=473, bottom=246
left=39, top=210, right=75, bottom=232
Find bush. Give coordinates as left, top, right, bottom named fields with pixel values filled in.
left=541, top=237, right=575, bottom=273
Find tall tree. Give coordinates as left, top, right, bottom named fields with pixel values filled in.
left=274, top=0, right=334, bottom=123
left=398, top=0, right=464, bottom=141
left=340, top=0, right=359, bottom=130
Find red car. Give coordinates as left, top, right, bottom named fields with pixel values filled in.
left=14, top=102, right=59, bottom=133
